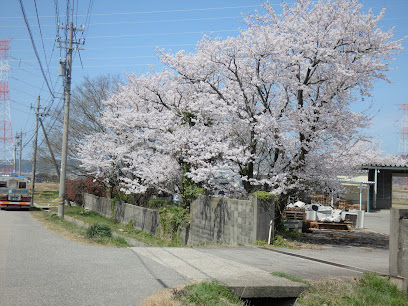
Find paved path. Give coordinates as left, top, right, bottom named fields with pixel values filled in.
left=364, top=209, right=390, bottom=235
left=1, top=209, right=391, bottom=304
left=0, top=210, right=186, bottom=306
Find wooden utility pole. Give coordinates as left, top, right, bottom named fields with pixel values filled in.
left=18, top=132, right=22, bottom=175
left=57, top=21, right=85, bottom=218
left=31, top=96, right=40, bottom=207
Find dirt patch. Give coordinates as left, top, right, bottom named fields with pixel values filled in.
left=291, top=230, right=389, bottom=249
left=140, top=288, right=184, bottom=306
left=33, top=182, right=59, bottom=192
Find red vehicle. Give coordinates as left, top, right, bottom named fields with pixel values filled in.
left=0, top=175, right=31, bottom=210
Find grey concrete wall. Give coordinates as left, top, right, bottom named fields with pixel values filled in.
left=187, top=195, right=274, bottom=245
left=83, top=193, right=275, bottom=245
left=83, top=193, right=111, bottom=219
left=83, top=193, right=159, bottom=235
left=390, top=206, right=408, bottom=292
left=114, top=201, right=159, bottom=235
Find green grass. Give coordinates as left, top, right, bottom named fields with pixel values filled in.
left=296, top=273, right=408, bottom=306
left=173, top=281, right=243, bottom=306
left=271, top=272, right=311, bottom=287
left=85, top=223, right=112, bottom=238
left=33, top=190, right=60, bottom=205
left=254, top=234, right=302, bottom=249
left=59, top=206, right=183, bottom=247
left=31, top=211, right=130, bottom=248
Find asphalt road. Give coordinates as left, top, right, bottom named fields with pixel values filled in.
left=0, top=210, right=187, bottom=306
left=0, top=209, right=391, bottom=305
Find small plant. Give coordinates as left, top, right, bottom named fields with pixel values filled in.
left=252, top=190, right=277, bottom=202
left=110, top=199, right=116, bottom=218
left=254, top=239, right=268, bottom=246
left=181, top=164, right=205, bottom=205
left=85, top=223, right=112, bottom=238
left=272, top=235, right=297, bottom=249
left=147, top=198, right=173, bottom=209
left=159, top=206, right=189, bottom=242
left=172, top=281, right=243, bottom=305
left=125, top=220, right=135, bottom=232
left=296, top=273, right=408, bottom=306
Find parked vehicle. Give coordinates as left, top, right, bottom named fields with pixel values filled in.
left=0, top=175, right=31, bottom=210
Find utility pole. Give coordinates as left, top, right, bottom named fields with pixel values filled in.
left=13, top=136, right=17, bottom=174
left=57, top=21, right=85, bottom=218
left=18, top=132, right=22, bottom=175
left=39, top=118, right=60, bottom=180
left=31, top=96, right=40, bottom=207
left=14, top=133, right=22, bottom=175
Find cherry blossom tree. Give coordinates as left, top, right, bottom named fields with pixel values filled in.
left=159, top=0, right=404, bottom=198
left=78, top=0, right=405, bottom=204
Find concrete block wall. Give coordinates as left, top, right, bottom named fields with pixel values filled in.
left=187, top=195, right=274, bottom=245
left=83, top=193, right=111, bottom=219
left=114, top=201, right=159, bottom=235
left=83, top=193, right=275, bottom=245
left=83, top=193, right=159, bottom=235
left=390, top=207, right=408, bottom=292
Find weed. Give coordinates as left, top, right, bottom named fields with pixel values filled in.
left=85, top=223, right=112, bottom=238
left=254, top=239, right=268, bottom=246
left=147, top=198, right=174, bottom=209
left=159, top=205, right=189, bottom=243
left=173, top=281, right=243, bottom=305
left=296, top=273, right=408, bottom=306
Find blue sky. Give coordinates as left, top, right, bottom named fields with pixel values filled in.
left=0, top=0, right=407, bottom=160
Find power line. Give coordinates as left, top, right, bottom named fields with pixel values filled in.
left=10, top=65, right=43, bottom=78
left=0, top=15, right=244, bottom=28
left=10, top=43, right=197, bottom=52
left=12, top=29, right=238, bottom=41
left=2, top=2, right=408, bottom=21
left=33, top=0, right=51, bottom=78
left=0, top=5, right=264, bottom=19
left=10, top=76, right=42, bottom=89
left=17, top=0, right=55, bottom=99
left=15, top=63, right=155, bottom=69
left=10, top=105, right=31, bottom=115
left=10, top=55, right=156, bottom=62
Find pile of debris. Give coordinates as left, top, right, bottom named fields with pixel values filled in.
left=284, top=201, right=364, bottom=232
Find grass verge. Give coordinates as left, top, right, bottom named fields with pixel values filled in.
left=49, top=206, right=183, bottom=247
left=32, top=182, right=60, bottom=206
left=142, top=281, right=243, bottom=306
left=255, top=234, right=324, bottom=250
left=142, top=274, right=408, bottom=306
left=30, top=211, right=130, bottom=248
left=295, top=273, right=408, bottom=306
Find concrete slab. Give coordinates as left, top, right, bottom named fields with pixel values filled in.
left=364, top=209, right=390, bottom=235
left=130, top=247, right=307, bottom=298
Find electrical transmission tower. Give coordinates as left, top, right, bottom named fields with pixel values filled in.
left=0, top=39, right=14, bottom=174
left=398, top=104, right=408, bottom=159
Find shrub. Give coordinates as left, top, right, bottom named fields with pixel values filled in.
left=85, top=223, right=112, bottom=238
left=159, top=206, right=190, bottom=242
left=147, top=198, right=173, bottom=209
left=174, top=281, right=243, bottom=305
left=66, top=180, right=85, bottom=204
left=252, top=190, right=277, bottom=202
left=66, top=177, right=106, bottom=205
